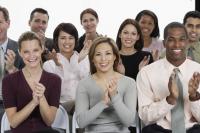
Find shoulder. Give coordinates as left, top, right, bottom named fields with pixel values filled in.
left=120, top=75, right=136, bottom=84
left=140, top=58, right=164, bottom=72
left=3, top=70, right=21, bottom=82
left=186, top=59, right=200, bottom=70
left=7, top=38, right=18, bottom=50
left=79, top=75, right=92, bottom=85
left=43, top=59, right=55, bottom=67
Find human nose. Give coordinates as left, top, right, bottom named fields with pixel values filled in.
left=100, top=54, right=106, bottom=61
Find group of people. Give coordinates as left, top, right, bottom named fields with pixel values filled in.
left=0, top=5, right=200, bottom=133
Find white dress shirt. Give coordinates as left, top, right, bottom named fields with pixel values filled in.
left=0, top=38, right=8, bottom=100
left=137, top=58, right=200, bottom=129
left=43, top=51, right=90, bottom=103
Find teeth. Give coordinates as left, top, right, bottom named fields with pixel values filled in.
left=190, top=33, right=197, bottom=37
left=64, top=45, right=70, bottom=48
left=125, top=40, right=132, bottom=43
left=143, top=29, right=149, bottom=32
left=173, top=49, right=181, bottom=54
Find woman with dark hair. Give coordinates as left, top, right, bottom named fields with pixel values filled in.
left=116, top=18, right=153, bottom=80
left=135, top=10, right=164, bottom=60
left=2, top=31, right=61, bottom=133
left=75, top=8, right=99, bottom=53
left=75, top=36, right=137, bottom=133
left=43, top=23, right=90, bottom=132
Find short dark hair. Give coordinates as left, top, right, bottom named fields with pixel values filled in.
left=183, top=11, right=200, bottom=24
left=135, top=10, right=160, bottom=38
left=163, top=22, right=188, bottom=41
left=89, top=36, right=120, bottom=74
left=0, top=6, right=9, bottom=21
left=80, top=8, right=98, bottom=23
left=53, top=23, right=79, bottom=50
left=18, top=31, right=42, bottom=51
left=30, top=8, right=49, bottom=21
left=116, top=18, right=143, bottom=51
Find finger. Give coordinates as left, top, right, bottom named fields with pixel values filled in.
left=7, top=49, right=16, bottom=56
left=5, top=52, right=15, bottom=61
left=5, top=55, right=14, bottom=64
left=142, top=56, right=148, bottom=61
left=51, top=48, right=56, bottom=53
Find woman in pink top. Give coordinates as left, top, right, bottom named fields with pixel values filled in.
left=43, top=23, right=90, bottom=132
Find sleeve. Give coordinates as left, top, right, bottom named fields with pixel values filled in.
left=2, top=75, right=17, bottom=108
left=75, top=80, right=107, bottom=128
left=48, top=74, right=61, bottom=108
left=136, top=69, right=174, bottom=125
left=43, top=60, right=64, bottom=78
left=78, top=56, right=90, bottom=79
left=190, top=89, right=200, bottom=122
left=110, top=78, right=137, bottom=127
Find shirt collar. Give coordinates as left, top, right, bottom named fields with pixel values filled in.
left=163, top=57, right=188, bottom=75
left=0, top=38, right=8, bottom=53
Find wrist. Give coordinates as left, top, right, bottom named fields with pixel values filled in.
left=166, top=95, right=177, bottom=105
left=7, top=66, right=17, bottom=74
left=189, top=92, right=200, bottom=101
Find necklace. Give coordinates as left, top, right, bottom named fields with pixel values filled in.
left=120, top=49, right=136, bottom=55
left=23, top=67, right=42, bottom=79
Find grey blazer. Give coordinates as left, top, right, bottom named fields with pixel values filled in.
left=5, top=38, right=24, bottom=73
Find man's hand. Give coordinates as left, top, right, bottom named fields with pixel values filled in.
left=167, top=72, right=179, bottom=105
left=188, top=72, right=200, bottom=101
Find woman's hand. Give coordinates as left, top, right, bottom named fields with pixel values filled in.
left=34, top=82, right=46, bottom=99
left=107, top=78, right=118, bottom=98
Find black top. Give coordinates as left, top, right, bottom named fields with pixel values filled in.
left=75, top=34, right=86, bottom=53
left=120, top=51, right=153, bottom=80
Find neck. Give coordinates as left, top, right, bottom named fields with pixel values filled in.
left=0, top=36, right=7, bottom=45
left=61, top=51, right=74, bottom=61
left=143, top=37, right=152, bottom=47
left=24, top=66, right=42, bottom=78
left=95, top=70, right=116, bottom=79
left=120, top=46, right=136, bottom=55
left=167, top=58, right=186, bottom=67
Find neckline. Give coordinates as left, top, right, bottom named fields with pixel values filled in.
left=20, top=69, right=44, bottom=93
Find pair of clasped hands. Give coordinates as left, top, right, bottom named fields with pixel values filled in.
left=167, top=71, right=200, bottom=105
left=102, top=78, right=119, bottom=106
left=32, top=81, right=46, bottom=105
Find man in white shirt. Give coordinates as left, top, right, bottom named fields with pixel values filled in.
left=137, top=22, right=200, bottom=133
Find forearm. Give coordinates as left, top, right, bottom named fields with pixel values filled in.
left=76, top=101, right=107, bottom=128
left=111, top=94, right=136, bottom=126
left=139, top=98, right=174, bottom=125
left=7, top=100, right=37, bottom=128
left=7, top=66, right=18, bottom=74
left=39, top=96, right=57, bottom=126
left=190, top=92, right=200, bottom=122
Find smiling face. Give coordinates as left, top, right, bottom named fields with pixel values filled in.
left=29, top=12, right=49, bottom=33
left=19, top=39, right=43, bottom=69
left=119, top=24, right=139, bottom=50
left=92, top=42, right=116, bottom=74
left=81, top=13, right=98, bottom=33
left=165, top=27, right=188, bottom=66
left=184, top=17, right=200, bottom=43
left=138, top=15, right=155, bottom=38
left=58, top=31, right=75, bottom=55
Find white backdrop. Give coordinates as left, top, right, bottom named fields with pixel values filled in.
left=1, top=0, right=195, bottom=41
